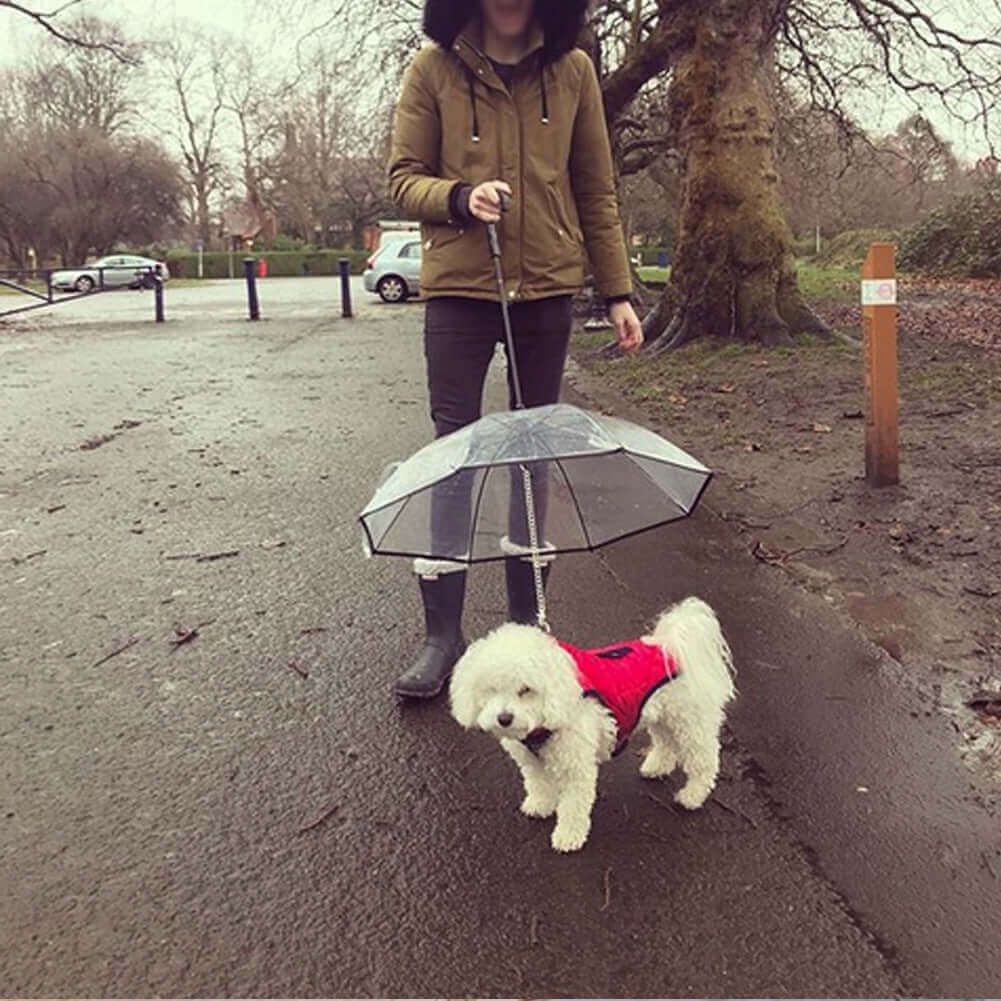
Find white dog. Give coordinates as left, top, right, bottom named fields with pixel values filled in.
left=449, top=597, right=735, bottom=852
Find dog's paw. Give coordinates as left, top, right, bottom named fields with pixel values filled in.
left=551, top=823, right=589, bottom=853
left=639, top=751, right=677, bottom=779
left=674, top=782, right=712, bottom=810
left=521, top=795, right=555, bottom=819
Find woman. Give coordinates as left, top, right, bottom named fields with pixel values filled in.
left=388, top=0, right=643, bottom=699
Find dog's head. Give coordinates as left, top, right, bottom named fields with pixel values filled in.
left=449, top=623, right=582, bottom=740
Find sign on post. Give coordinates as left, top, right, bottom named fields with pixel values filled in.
left=861, top=243, right=899, bottom=486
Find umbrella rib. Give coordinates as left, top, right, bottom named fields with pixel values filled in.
left=553, top=456, right=594, bottom=549
left=629, top=455, right=696, bottom=513
left=466, top=466, right=491, bottom=564
left=370, top=491, right=412, bottom=555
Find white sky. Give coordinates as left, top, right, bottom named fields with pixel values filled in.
left=0, top=0, right=994, bottom=160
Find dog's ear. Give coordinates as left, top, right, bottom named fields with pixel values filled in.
left=448, top=645, right=482, bottom=729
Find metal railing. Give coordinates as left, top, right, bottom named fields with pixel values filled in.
left=0, top=264, right=166, bottom=320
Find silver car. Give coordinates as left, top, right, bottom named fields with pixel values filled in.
left=363, top=237, right=421, bottom=303
left=51, top=254, right=168, bottom=293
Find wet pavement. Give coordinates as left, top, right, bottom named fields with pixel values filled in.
left=1, top=278, right=998, bottom=997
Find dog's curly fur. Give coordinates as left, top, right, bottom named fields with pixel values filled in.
left=450, top=597, right=736, bottom=852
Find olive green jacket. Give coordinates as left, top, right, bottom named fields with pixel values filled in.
left=388, top=25, right=632, bottom=303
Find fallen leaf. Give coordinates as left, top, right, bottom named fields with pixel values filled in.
left=715, top=383, right=736, bottom=394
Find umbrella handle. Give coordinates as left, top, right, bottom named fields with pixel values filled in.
left=484, top=192, right=511, bottom=260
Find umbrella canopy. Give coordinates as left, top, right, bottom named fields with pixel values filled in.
left=359, top=402, right=711, bottom=564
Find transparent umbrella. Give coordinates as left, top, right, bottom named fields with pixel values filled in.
left=359, top=202, right=712, bottom=630
left=359, top=403, right=712, bottom=620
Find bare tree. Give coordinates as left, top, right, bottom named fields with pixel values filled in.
left=0, top=123, right=184, bottom=266
left=157, top=27, right=229, bottom=248
left=225, top=41, right=296, bottom=214
left=18, top=14, right=143, bottom=135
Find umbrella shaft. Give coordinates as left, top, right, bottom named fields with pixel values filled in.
left=487, top=222, right=525, bottom=411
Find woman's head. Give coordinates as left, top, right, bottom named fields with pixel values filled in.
left=479, top=0, right=534, bottom=40
left=423, top=0, right=590, bottom=63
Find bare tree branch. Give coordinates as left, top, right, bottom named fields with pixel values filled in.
left=0, top=0, right=138, bottom=63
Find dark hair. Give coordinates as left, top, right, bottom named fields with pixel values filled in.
left=422, top=0, right=590, bottom=64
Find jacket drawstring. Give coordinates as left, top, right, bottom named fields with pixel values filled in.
left=465, top=57, right=549, bottom=142
left=467, top=72, right=480, bottom=143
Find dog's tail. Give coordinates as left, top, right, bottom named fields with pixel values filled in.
left=650, top=597, right=736, bottom=703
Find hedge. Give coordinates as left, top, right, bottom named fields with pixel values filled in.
left=899, top=186, right=1001, bottom=277
left=164, top=249, right=371, bottom=279
left=815, top=228, right=901, bottom=269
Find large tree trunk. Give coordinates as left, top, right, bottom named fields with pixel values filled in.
left=647, top=0, right=829, bottom=350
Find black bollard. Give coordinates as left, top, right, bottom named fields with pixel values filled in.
left=243, top=257, right=260, bottom=320
left=338, top=257, right=352, bottom=318
left=154, top=277, right=165, bottom=323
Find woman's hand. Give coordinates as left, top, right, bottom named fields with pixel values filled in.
left=609, top=300, right=644, bottom=351
left=469, top=180, right=512, bottom=222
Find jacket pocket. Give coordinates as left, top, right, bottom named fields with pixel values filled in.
left=420, top=222, right=490, bottom=294
left=422, top=222, right=466, bottom=253
left=545, top=182, right=583, bottom=248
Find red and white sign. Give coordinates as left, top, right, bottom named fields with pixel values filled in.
left=861, top=279, right=897, bottom=306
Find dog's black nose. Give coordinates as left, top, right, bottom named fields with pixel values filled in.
left=497, top=711, right=513, bottom=727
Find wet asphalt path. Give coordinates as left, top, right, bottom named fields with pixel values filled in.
left=1, top=279, right=997, bottom=996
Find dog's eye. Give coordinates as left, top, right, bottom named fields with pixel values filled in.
left=518, top=686, right=533, bottom=697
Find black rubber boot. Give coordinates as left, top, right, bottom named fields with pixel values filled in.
left=395, top=571, right=467, bottom=699
left=505, top=557, right=552, bottom=626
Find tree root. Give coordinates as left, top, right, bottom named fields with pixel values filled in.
left=594, top=338, right=623, bottom=359
left=648, top=312, right=700, bottom=353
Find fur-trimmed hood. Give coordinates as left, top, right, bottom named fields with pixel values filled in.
left=422, top=0, right=590, bottom=64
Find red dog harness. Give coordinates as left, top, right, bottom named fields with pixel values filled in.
left=558, top=640, right=680, bottom=752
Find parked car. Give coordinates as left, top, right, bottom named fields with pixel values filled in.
left=363, top=236, right=421, bottom=303
left=51, top=254, right=169, bottom=293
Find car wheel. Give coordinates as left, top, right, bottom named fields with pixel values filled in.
left=377, top=275, right=407, bottom=303
left=74, top=275, right=95, bottom=293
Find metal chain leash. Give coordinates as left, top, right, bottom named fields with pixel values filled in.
left=489, top=194, right=549, bottom=631
left=520, top=463, right=550, bottom=632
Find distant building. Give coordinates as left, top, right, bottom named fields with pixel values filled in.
left=221, top=198, right=277, bottom=251
left=363, top=219, right=420, bottom=251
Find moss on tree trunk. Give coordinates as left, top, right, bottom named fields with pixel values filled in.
left=646, top=0, right=829, bottom=350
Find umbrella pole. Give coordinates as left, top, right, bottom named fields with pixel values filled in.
left=485, top=215, right=525, bottom=410
left=487, top=209, right=547, bottom=631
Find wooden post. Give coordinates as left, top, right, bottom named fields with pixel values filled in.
left=861, top=243, right=899, bottom=486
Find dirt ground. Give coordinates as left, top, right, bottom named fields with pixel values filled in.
left=571, top=275, right=1001, bottom=803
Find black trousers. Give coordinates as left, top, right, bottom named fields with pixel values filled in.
left=423, top=295, right=573, bottom=559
